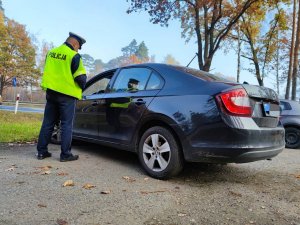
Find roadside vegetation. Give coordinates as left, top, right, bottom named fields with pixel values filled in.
left=0, top=111, right=42, bottom=143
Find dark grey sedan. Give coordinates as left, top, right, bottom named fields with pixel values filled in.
left=53, top=63, right=285, bottom=179
left=280, top=99, right=300, bottom=149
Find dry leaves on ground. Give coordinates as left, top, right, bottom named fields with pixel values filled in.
left=37, top=204, right=47, bottom=208
left=5, top=164, right=17, bottom=172
left=82, top=183, right=96, bottom=190
left=122, top=176, right=136, bottom=182
left=5, top=167, right=15, bottom=172
left=229, top=191, right=242, bottom=197
left=56, top=219, right=68, bottom=225
left=62, top=180, right=74, bottom=187
left=41, top=170, right=51, bottom=175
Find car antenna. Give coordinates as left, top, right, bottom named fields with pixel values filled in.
left=186, top=53, right=198, bottom=67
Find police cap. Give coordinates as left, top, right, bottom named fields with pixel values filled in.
left=69, top=32, right=86, bottom=49
left=129, top=78, right=139, bottom=84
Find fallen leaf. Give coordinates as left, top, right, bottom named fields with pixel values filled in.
left=229, top=191, right=242, bottom=197
left=38, top=165, right=52, bottom=170
left=62, top=180, right=74, bottom=187
left=38, top=204, right=47, bottom=208
left=56, top=219, right=68, bottom=225
left=122, top=176, right=136, bottom=182
left=57, top=172, right=69, bottom=176
left=178, top=213, right=187, bottom=217
left=5, top=167, right=15, bottom=172
left=82, top=183, right=96, bottom=190
left=295, top=174, right=300, bottom=179
left=41, top=171, right=51, bottom=175
left=16, top=181, right=26, bottom=184
left=100, top=190, right=111, bottom=194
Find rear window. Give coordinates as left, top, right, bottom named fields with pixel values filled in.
left=173, top=66, right=232, bottom=82
left=279, top=101, right=292, bottom=111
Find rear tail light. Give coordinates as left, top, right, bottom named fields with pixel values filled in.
left=216, top=88, right=252, bottom=117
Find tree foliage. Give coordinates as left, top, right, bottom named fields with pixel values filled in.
left=162, top=54, right=180, bottom=65
left=239, top=0, right=289, bottom=86
left=127, top=0, right=259, bottom=72
left=81, top=53, right=95, bottom=77
left=36, top=41, right=54, bottom=73
left=121, top=39, right=138, bottom=56
left=0, top=12, right=40, bottom=96
left=0, top=0, right=4, bottom=13
left=136, top=41, right=149, bottom=61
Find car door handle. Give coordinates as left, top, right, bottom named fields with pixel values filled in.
left=134, top=99, right=146, bottom=105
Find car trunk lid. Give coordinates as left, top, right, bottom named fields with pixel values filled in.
left=217, top=84, right=280, bottom=128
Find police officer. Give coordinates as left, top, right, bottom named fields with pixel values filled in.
left=37, top=32, right=87, bottom=162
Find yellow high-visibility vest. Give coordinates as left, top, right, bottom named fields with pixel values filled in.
left=41, top=44, right=86, bottom=99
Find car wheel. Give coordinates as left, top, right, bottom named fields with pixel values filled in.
left=138, top=126, right=184, bottom=179
left=51, top=122, right=61, bottom=145
left=285, top=127, right=300, bottom=149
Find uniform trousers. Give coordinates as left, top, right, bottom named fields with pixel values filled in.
left=37, top=89, right=76, bottom=159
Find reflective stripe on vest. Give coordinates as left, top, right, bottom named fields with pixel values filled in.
left=41, top=44, right=86, bottom=99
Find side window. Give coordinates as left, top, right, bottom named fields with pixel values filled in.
left=279, top=101, right=291, bottom=111
left=111, top=68, right=152, bottom=92
left=83, top=77, right=111, bottom=96
left=146, top=72, right=163, bottom=90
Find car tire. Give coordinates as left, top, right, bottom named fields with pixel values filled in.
left=138, top=126, right=184, bottom=179
left=285, top=127, right=300, bottom=149
left=51, top=122, right=61, bottom=145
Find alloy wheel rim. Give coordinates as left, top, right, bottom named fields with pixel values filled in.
left=143, top=133, right=171, bottom=172
left=52, top=126, right=61, bottom=142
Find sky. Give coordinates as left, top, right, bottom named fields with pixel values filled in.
left=2, top=0, right=280, bottom=92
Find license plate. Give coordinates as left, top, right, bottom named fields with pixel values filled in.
left=263, top=103, right=270, bottom=114
left=263, top=102, right=279, bottom=117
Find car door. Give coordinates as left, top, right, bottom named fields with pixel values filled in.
left=99, top=66, right=164, bottom=145
left=73, top=71, right=115, bottom=139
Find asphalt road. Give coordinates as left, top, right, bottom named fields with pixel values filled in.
left=0, top=143, right=299, bottom=225
left=0, top=105, right=44, bottom=113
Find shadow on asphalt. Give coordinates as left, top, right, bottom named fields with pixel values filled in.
left=71, top=140, right=263, bottom=184
left=72, top=140, right=143, bottom=173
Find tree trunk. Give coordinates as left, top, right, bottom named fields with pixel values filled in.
left=254, top=55, right=264, bottom=86
left=203, top=57, right=213, bottom=72
left=237, top=22, right=241, bottom=83
left=292, top=0, right=300, bottom=100
left=286, top=0, right=297, bottom=99
left=276, top=31, right=280, bottom=95
left=0, top=75, right=3, bottom=97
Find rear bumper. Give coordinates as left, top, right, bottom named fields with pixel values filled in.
left=183, top=145, right=284, bottom=163
left=177, top=125, right=285, bottom=163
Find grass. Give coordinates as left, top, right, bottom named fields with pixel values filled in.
left=0, top=111, right=43, bottom=143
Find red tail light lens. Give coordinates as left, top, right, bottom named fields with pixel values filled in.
left=217, top=88, right=252, bottom=117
